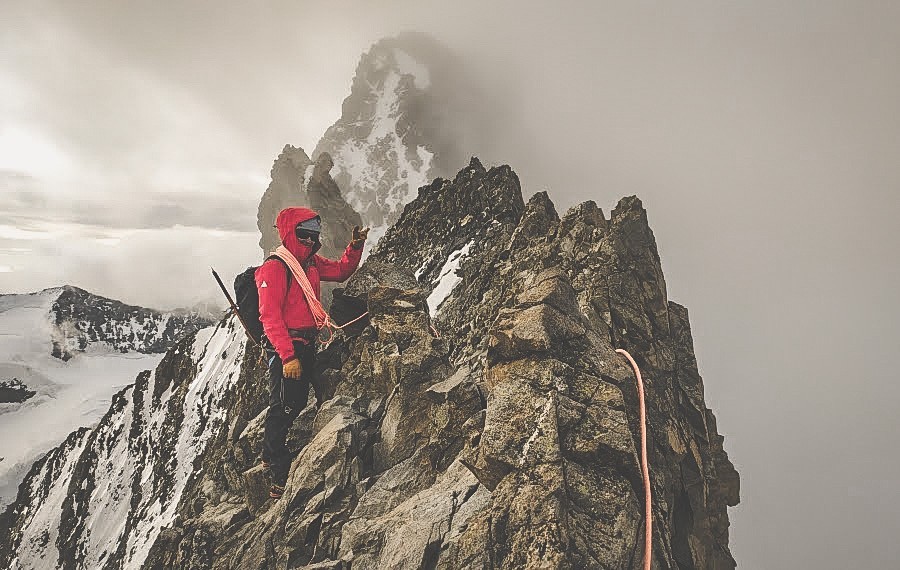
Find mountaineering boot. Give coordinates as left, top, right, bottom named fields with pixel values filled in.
left=269, top=484, right=285, bottom=500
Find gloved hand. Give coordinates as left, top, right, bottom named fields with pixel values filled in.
left=351, top=226, right=370, bottom=250
left=283, top=358, right=302, bottom=379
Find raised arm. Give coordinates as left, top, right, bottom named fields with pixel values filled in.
left=316, top=242, right=363, bottom=283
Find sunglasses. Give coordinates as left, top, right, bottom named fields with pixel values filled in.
left=295, top=227, right=320, bottom=243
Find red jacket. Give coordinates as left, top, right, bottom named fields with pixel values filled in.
left=255, top=207, right=362, bottom=364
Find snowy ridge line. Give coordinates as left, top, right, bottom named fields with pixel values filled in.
left=1, top=427, right=91, bottom=569
left=1, top=318, right=247, bottom=570
left=49, top=285, right=212, bottom=360
left=328, top=46, right=435, bottom=251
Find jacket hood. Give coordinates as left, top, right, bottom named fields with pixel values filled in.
left=275, top=207, right=320, bottom=261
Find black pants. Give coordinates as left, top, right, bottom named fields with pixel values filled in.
left=262, top=340, right=318, bottom=486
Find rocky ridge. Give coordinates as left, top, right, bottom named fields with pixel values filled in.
left=1, top=158, right=738, bottom=569
left=48, top=285, right=213, bottom=360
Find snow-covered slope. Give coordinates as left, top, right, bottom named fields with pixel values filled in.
left=1, top=319, right=246, bottom=569
left=0, top=287, right=211, bottom=509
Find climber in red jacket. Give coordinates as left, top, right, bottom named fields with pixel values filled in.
left=255, top=206, right=367, bottom=499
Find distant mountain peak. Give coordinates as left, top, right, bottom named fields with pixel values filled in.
left=2, top=285, right=214, bottom=361
left=49, top=285, right=213, bottom=360
left=256, top=33, right=499, bottom=256
left=312, top=35, right=439, bottom=247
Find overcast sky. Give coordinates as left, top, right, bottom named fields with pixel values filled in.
left=2, top=1, right=899, bottom=567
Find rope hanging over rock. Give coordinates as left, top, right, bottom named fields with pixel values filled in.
left=616, top=348, right=653, bottom=570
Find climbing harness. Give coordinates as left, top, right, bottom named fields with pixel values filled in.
left=616, top=348, right=652, bottom=570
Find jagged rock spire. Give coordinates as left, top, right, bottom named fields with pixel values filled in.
left=256, top=145, right=361, bottom=262
left=313, top=34, right=495, bottom=248
left=255, top=146, right=362, bottom=308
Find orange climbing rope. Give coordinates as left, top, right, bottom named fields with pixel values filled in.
left=272, top=246, right=368, bottom=347
left=616, top=348, right=652, bottom=570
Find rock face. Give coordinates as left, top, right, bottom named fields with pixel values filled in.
left=256, top=147, right=362, bottom=262
left=49, top=285, right=213, bottom=360
left=0, top=160, right=738, bottom=569
left=0, top=379, right=35, bottom=404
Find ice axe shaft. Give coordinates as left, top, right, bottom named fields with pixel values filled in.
left=211, top=267, right=260, bottom=346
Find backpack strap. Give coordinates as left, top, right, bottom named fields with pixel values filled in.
left=264, top=255, right=292, bottom=293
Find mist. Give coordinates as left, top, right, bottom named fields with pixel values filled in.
left=2, top=1, right=899, bottom=567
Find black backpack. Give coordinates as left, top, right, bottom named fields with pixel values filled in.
left=233, top=256, right=291, bottom=344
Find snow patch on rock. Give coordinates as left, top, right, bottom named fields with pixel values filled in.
left=519, top=393, right=554, bottom=466
left=426, top=241, right=473, bottom=316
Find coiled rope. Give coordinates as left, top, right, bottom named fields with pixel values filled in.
left=272, top=246, right=368, bottom=347
left=616, top=348, right=652, bottom=570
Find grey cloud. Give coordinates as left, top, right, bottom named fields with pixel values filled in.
left=2, top=188, right=259, bottom=233
left=136, top=194, right=258, bottom=232
left=1, top=1, right=899, bottom=568
left=0, top=172, right=45, bottom=207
